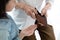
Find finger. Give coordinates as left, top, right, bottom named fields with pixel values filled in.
left=30, top=12, right=36, bottom=19
left=32, top=8, right=38, bottom=14
left=41, top=10, right=46, bottom=16
left=26, top=9, right=32, bottom=16
left=27, top=32, right=33, bottom=36
left=27, top=30, right=34, bottom=36
left=27, top=10, right=36, bottom=19
left=45, top=13, right=48, bottom=17
left=24, top=29, right=33, bottom=36
left=28, top=6, right=38, bottom=14
left=41, top=10, right=44, bottom=15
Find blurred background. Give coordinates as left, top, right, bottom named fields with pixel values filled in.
left=47, top=0, right=60, bottom=40
left=8, top=0, right=60, bottom=40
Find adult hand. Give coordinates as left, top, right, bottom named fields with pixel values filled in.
left=21, top=24, right=37, bottom=36
left=23, top=4, right=38, bottom=19
left=16, top=2, right=38, bottom=19
left=19, top=24, right=37, bottom=39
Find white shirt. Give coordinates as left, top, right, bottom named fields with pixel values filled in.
left=12, top=8, right=35, bottom=30
left=17, top=0, right=53, bottom=11
left=11, top=0, right=53, bottom=30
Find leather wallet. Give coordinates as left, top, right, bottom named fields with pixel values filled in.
left=35, top=10, right=47, bottom=27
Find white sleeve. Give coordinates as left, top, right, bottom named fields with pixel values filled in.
left=45, top=0, right=54, bottom=5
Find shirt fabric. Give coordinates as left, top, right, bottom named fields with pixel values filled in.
left=0, top=15, right=20, bottom=40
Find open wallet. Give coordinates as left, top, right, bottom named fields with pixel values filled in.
left=35, top=10, right=47, bottom=27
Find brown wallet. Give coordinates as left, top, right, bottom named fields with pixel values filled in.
left=35, top=10, right=47, bottom=27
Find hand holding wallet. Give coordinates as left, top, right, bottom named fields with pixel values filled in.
left=35, top=10, right=47, bottom=27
